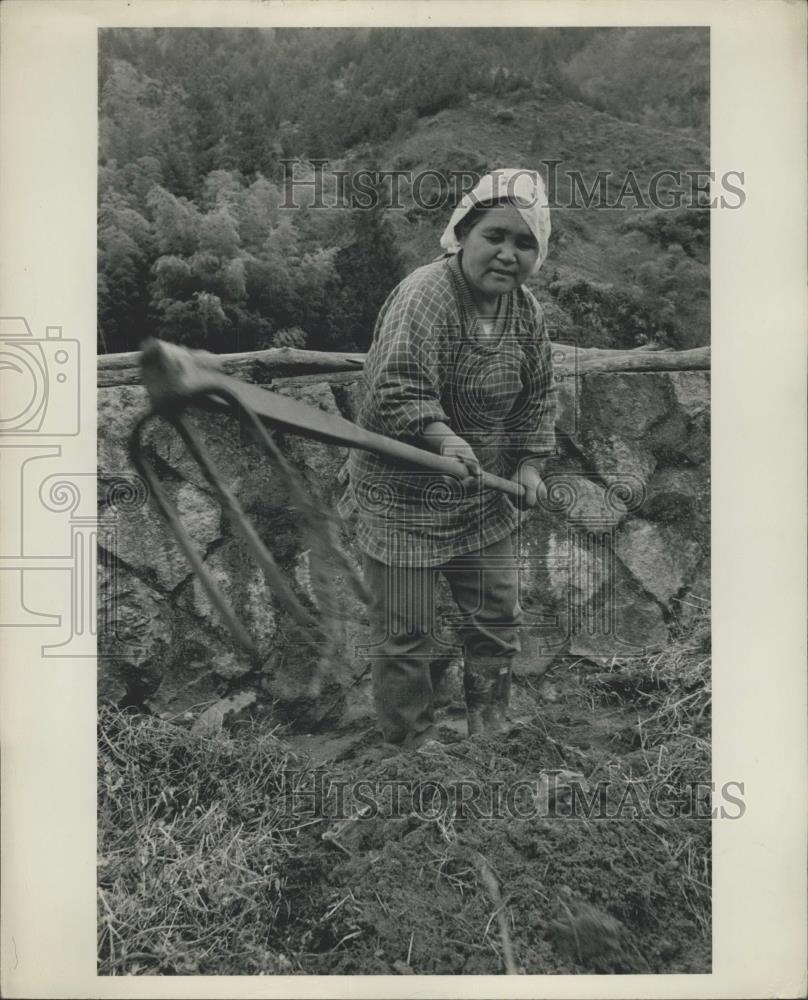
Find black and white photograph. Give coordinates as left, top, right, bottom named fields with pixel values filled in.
left=96, top=23, right=716, bottom=977
left=0, top=2, right=805, bottom=997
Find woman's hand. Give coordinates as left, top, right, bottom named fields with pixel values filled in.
left=422, top=421, right=482, bottom=490
left=440, top=433, right=483, bottom=487
left=510, top=464, right=545, bottom=509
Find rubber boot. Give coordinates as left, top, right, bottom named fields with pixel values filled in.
left=486, top=662, right=513, bottom=734
left=464, top=657, right=513, bottom=735
left=463, top=658, right=493, bottom=736
left=430, top=657, right=453, bottom=710
left=463, top=657, right=510, bottom=736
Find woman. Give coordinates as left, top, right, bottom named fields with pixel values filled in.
left=338, top=169, right=555, bottom=749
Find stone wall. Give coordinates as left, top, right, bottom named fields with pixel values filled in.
left=98, top=354, right=709, bottom=725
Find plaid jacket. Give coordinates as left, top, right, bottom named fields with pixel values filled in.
left=337, top=252, right=556, bottom=566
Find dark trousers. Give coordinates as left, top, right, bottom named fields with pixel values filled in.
left=361, top=535, right=521, bottom=744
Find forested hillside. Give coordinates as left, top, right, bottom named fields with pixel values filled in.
left=98, top=27, right=709, bottom=355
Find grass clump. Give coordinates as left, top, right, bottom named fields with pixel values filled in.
left=98, top=709, right=315, bottom=975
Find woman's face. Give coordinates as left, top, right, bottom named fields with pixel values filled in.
left=458, top=204, right=539, bottom=307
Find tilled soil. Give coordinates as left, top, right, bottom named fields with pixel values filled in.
left=275, top=661, right=711, bottom=975
left=98, top=642, right=711, bottom=976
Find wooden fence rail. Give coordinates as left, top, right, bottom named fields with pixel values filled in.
left=97, top=343, right=710, bottom=388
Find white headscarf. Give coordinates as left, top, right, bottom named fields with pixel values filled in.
left=439, top=168, right=551, bottom=274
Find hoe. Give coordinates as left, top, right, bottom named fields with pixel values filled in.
left=128, top=339, right=528, bottom=659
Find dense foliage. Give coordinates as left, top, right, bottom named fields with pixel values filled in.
left=98, top=27, right=709, bottom=354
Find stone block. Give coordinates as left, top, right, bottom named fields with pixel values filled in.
left=644, top=466, right=710, bottom=530
left=110, top=479, right=221, bottom=591
left=177, top=537, right=278, bottom=650
left=614, top=518, right=704, bottom=608
left=97, top=385, right=150, bottom=477
left=97, top=562, right=171, bottom=703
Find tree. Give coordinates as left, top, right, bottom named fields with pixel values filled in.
left=322, top=200, right=403, bottom=350
left=98, top=201, right=155, bottom=352
left=155, top=293, right=230, bottom=349
left=148, top=185, right=200, bottom=256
